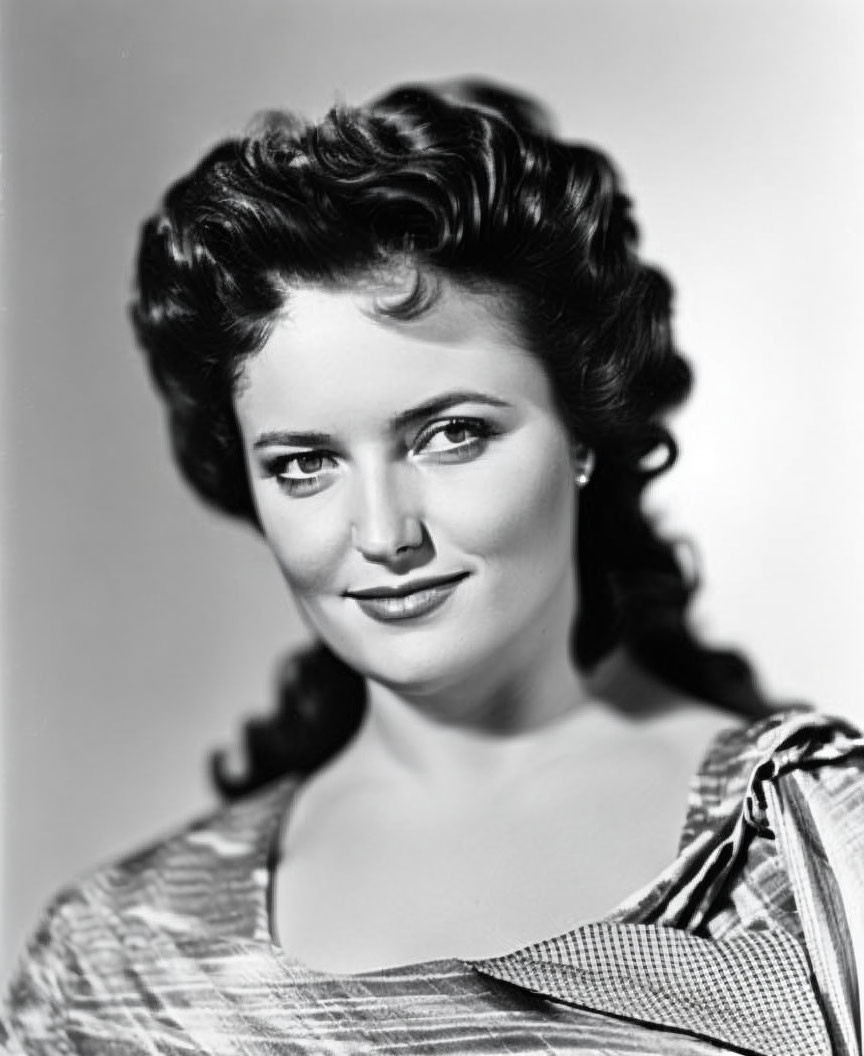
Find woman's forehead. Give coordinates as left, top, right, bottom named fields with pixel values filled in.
left=234, top=280, right=554, bottom=432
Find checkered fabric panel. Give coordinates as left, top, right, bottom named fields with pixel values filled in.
left=471, top=920, right=830, bottom=1056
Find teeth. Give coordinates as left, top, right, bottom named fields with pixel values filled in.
left=378, top=589, right=438, bottom=614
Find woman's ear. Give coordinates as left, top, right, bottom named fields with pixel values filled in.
left=572, top=443, right=596, bottom=489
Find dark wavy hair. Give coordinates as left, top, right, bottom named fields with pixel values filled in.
left=130, top=80, right=776, bottom=800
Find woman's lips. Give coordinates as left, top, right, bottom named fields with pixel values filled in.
left=347, top=572, right=469, bottom=623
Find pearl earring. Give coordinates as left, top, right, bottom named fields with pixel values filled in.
left=574, top=448, right=596, bottom=489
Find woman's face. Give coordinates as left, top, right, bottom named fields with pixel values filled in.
left=234, top=275, right=582, bottom=696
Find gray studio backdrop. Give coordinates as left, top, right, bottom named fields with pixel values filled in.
left=2, top=0, right=863, bottom=981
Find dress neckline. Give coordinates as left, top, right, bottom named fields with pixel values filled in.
left=257, top=709, right=759, bottom=979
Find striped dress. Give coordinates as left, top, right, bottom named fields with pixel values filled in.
left=3, top=708, right=862, bottom=1055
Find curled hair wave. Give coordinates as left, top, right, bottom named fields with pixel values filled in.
left=130, top=80, right=777, bottom=799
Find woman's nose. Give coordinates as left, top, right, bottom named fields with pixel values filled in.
left=349, top=465, right=424, bottom=561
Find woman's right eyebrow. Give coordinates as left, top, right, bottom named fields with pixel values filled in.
left=254, top=430, right=332, bottom=449
left=253, top=390, right=511, bottom=450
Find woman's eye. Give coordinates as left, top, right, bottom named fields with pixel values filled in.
left=441, top=424, right=470, bottom=444
left=267, top=452, right=338, bottom=495
left=292, top=453, right=326, bottom=476
left=415, top=418, right=493, bottom=461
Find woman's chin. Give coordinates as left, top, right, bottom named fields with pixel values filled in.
left=353, top=645, right=469, bottom=695
left=324, top=629, right=489, bottom=699
left=305, top=590, right=523, bottom=698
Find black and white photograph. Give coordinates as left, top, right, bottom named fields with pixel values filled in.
left=2, top=2, right=863, bottom=1053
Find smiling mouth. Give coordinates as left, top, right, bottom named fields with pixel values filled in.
left=346, top=572, right=470, bottom=600
left=345, top=572, right=470, bottom=622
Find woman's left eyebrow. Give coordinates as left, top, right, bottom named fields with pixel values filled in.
left=253, top=391, right=511, bottom=449
left=390, top=390, right=510, bottom=430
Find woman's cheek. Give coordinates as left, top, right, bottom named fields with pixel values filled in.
left=255, top=490, right=348, bottom=596
left=438, top=427, right=574, bottom=556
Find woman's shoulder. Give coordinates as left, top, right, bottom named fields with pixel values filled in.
left=2, top=774, right=301, bottom=1051
left=674, top=702, right=863, bottom=841
left=21, top=772, right=300, bottom=963
left=693, top=703, right=863, bottom=787
left=628, top=673, right=862, bottom=789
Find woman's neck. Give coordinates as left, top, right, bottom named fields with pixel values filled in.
left=350, top=618, right=611, bottom=789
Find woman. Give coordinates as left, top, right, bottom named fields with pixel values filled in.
left=3, top=80, right=862, bottom=1055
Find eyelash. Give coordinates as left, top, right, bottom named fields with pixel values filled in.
left=264, top=417, right=496, bottom=496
